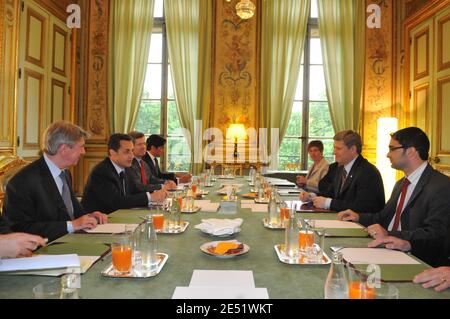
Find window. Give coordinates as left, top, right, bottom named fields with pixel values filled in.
left=135, top=0, right=190, bottom=172
left=278, top=0, right=335, bottom=171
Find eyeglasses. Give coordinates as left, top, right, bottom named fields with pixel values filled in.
left=388, top=146, right=406, bottom=152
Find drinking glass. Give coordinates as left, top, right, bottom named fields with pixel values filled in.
left=152, top=208, right=165, bottom=231
left=306, top=227, right=325, bottom=263
left=33, top=280, right=63, bottom=299
left=111, top=233, right=132, bottom=275
left=299, top=220, right=314, bottom=254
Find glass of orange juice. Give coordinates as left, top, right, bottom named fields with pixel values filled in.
left=111, top=234, right=132, bottom=274
left=348, top=267, right=377, bottom=299
left=279, top=202, right=290, bottom=226
left=298, top=219, right=315, bottom=254
left=152, top=210, right=165, bottom=231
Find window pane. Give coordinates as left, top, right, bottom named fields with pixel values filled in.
left=148, top=33, right=163, bottom=63
left=310, top=38, right=322, bottom=65
left=294, top=66, right=304, bottom=101
left=142, top=64, right=162, bottom=99
left=167, top=137, right=190, bottom=172
left=167, top=101, right=182, bottom=135
left=279, top=138, right=302, bottom=170
left=309, top=102, right=334, bottom=137
left=309, top=65, right=327, bottom=101
left=307, top=139, right=335, bottom=168
left=168, top=65, right=175, bottom=100
left=311, top=0, right=318, bottom=18
left=135, top=101, right=161, bottom=134
left=285, top=102, right=302, bottom=137
left=154, top=0, right=163, bottom=18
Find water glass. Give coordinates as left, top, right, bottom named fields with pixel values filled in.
left=111, top=233, right=132, bottom=274
left=305, top=227, right=325, bottom=263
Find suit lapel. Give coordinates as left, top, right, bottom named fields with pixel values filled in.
left=38, top=157, right=70, bottom=218
left=339, top=156, right=362, bottom=195
left=403, top=165, right=432, bottom=210
left=105, top=158, right=125, bottom=195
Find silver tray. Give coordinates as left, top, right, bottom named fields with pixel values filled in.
left=101, top=253, right=169, bottom=278
left=156, top=221, right=189, bottom=234
left=274, top=244, right=331, bottom=265
left=254, top=198, right=269, bottom=204
left=181, top=206, right=201, bottom=214
left=262, top=217, right=285, bottom=229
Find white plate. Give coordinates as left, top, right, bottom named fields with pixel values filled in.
left=181, top=206, right=201, bottom=214
left=200, top=241, right=250, bottom=258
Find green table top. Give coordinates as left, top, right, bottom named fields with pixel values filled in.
left=0, top=178, right=448, bottom=299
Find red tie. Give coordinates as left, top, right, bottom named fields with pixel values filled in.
left=140, top=161, right=148, bottom=185
left=392, top=178, right=411, bottom=231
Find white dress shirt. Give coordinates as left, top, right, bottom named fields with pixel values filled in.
left=387, top=161, right=428, bottom=231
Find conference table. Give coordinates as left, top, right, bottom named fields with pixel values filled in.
left=0, top=178, right=448, bottom=299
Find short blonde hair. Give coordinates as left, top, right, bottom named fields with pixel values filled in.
left=42, top=121, right=90, bottom=155
left=334, top=130, right=362, bottom=154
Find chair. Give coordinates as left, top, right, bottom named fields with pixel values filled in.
left=0, top=155, right=30, bottom=214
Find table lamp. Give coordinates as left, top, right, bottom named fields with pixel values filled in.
left=227, top=124, right=247, bottom=159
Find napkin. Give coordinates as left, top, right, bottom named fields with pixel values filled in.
left=195, top=218, right=243, bottom=236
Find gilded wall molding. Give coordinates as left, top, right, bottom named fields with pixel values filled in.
left=84, top=0, right=109, bottom=143
left=211, top=0, right=259, bottom=135
left=362, top=0, right=395, bottom=163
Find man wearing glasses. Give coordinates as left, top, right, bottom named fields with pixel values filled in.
left=339, top=127, right=450, bottom=269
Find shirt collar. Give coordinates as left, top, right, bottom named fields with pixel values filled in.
left=43, top=153, right=63, bottom=179
left=406, top=161, right=428, bottom=186
left=344, top=156, right=358, bottom=174
left=109, top=158, right=125, bottom=176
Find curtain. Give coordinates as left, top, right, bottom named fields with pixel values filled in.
left=165, top=0, right=212, bottom=175
left=260, top=0, right=310, bottom=168
left=111, top=0, right=154, bottom=133
left=317, top=0, right=365, bottom=132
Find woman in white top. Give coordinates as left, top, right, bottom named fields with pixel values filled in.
left=296, top=140, right=329, bottom=193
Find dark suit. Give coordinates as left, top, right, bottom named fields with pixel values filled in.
left=142, top=152, right=176, bottom=183
left=318, top=162, right=338, bottom=193
left=3, top=157, right=84, bottom=241
left=81, top=158, right=149, bottom=214
left=318, top=155, right=385, bottom=213
left=359, top=164, right=450, bottom=267
left=129, top=158, right=162, bottom=193
left=0, top=215, right=11, bottom=234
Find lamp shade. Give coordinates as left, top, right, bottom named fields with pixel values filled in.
left=227, top=124, right=247, bottom=140
left=376, top=117, right=398, bottom=200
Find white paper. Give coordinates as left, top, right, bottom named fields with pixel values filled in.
left=7, top=256, right=98, bottom=276
left=341, top=248, right=421, bottom=265
left=200, top=203, right=220, bottom=213
left=172, top=287, right=269, bottom=299
left=84, top=223, right=139, bottom=234
left=251, top=204, right=268, bottom=213
left=189, top=270, right=255, bottom=287
left=0, top=254, right=80, bottom=272
left=308, top=220, right=364, bottom=229
left=195, top=200, right=211, bottom=206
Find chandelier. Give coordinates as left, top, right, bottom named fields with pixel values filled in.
left=226, top=0, right=256, bottom=20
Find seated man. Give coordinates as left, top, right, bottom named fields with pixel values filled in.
left=339, top=127, right=450, bottom=267
left=128, top=131, right=176, bottom=192
left=318, top=162, right=338, bottom=193
left=143, top=134, right=191, bottom=184
left=296, top=140, right=329, bottom=193
left=81, top=134, right=167, bottom=214
left=0, top=215, right=46, bottom=258
left=3, top=121, right=107, bottom=242
left=300, top=130, right=385, bottom=213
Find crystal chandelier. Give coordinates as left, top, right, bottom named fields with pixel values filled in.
left=236, top=0, right=256, bottom=19
left=233, top=0, right=256, bottom=20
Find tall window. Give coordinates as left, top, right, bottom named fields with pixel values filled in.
left=135, top=0, right=190, bottom=172
left=278, top=0, right=335, bottom=171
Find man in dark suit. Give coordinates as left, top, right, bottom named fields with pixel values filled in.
left=318, top=162, right=338, bottom=193
left=128, top=131, right=176, bottom=192
left=300, top=130, right=385, bottom=213
left=3, top=121, right=107, bottom=241
left=143, top=134, right=191, bottom=184
left=339, top=127, right=450, bottom=267
left=81, top=134, right=167, bottom=214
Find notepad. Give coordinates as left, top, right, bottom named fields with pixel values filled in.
left=308, top=220, right=364, bottom=229
left=189, top=270, right=255, bottom=287
left=0, top=254, right=80, bottom=273
left=342, top=248, right=421, bottom=265
left=6, top=256, right=98, bottom=276
left=84, top=223, right=139, bottom=234
left=172, top=287, right=269, bottom=299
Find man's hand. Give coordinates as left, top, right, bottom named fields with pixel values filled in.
left=151, top=189, right=168, bottom=202
left=366, top=224, right=388, bottom=239
left=72, top=215, right=98, bottom=231
left=89, top=211, right=108, bottom=224
left=163, top=180, right=177, bottom=191
left=312, top=196, right=328, bottom=209
left=338, top=209, right=360, bottom=222
left=367, top=236, right=411, bottom=251
left=0, top=233, right=47, bottom=258
left=296, top=175, right=307, bottom=185
left=413, top=267, right=450, bottom=292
